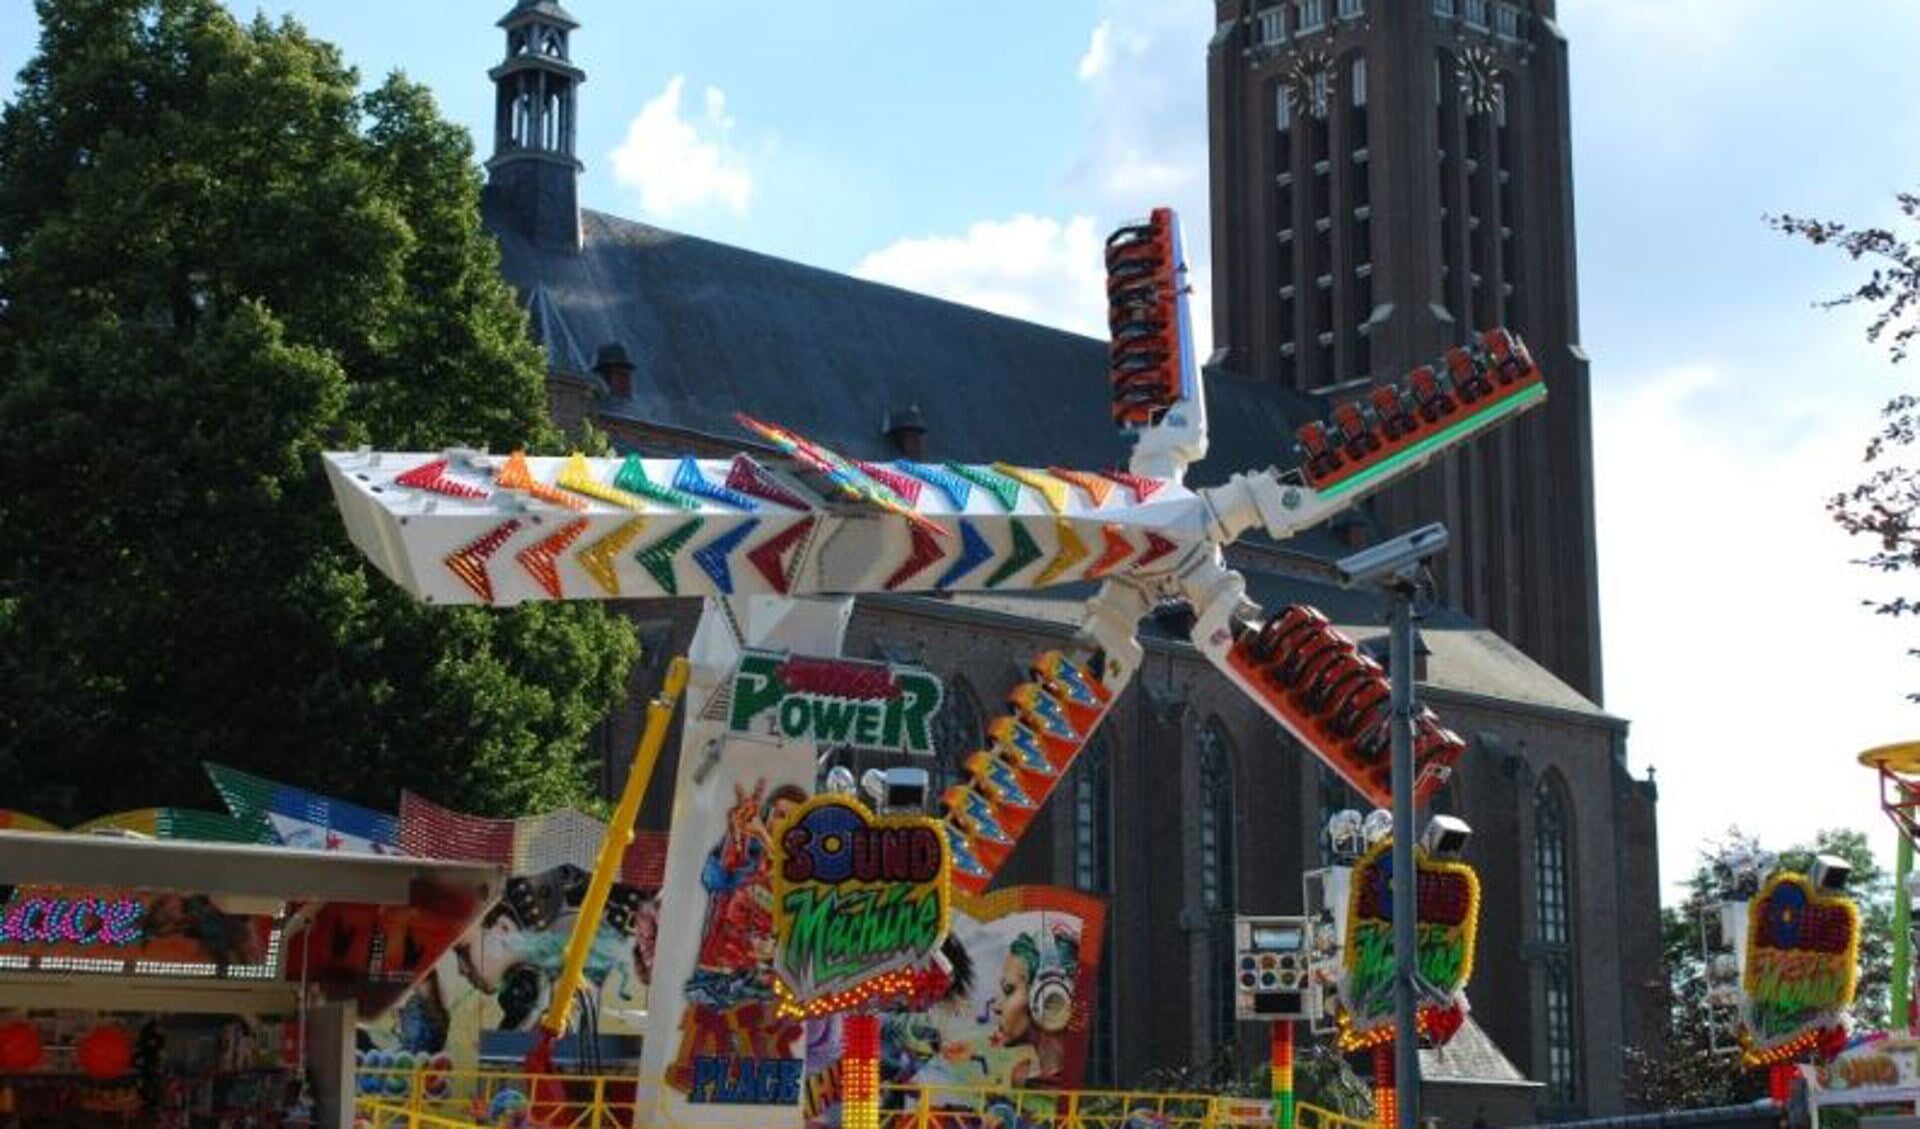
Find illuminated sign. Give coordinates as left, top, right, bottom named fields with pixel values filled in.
left=1740, top=871, right=1858, bottom=1066
left=0, top=886, right=272, bottom=967
left=0, top=893, right=146, bottom=947
left=1337, top=840, right=1479, bottom=1050
left=772, top=795, right=950, bottom=1008
left=725, top=652, right=943, bottom=756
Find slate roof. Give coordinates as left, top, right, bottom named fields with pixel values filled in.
left=486, top=199, right=1323, bottom=483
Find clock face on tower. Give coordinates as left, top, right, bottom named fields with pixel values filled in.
left=1287, top=51, right=1334, bottom=120
left=1457, top=47, right=1502, bottom=116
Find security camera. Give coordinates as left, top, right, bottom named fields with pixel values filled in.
left=863, top=766, right=930, bottom=814
left=1421, top=814, right=1472, bottom=859
left=1335, top=523, right=1449, bottom=589
left=1362, top=809, right=1394, bottom=846
left=1811, top=854, right=1853, bottom=893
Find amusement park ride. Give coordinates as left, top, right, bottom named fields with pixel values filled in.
left=324, top=208, right=1549, bottom=1128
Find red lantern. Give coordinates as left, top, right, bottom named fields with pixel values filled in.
left=0, top=1022, right=43, bottom=1072
left=77, top=1025, right=132, bottom=1080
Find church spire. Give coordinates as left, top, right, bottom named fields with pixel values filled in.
left=485, top=0, right=585, bottom=250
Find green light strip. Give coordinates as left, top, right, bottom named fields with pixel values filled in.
left=1317, top=383, right=1547, bottom=501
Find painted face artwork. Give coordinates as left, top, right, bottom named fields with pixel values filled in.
left=991, top=953, right=1033, bottom=1047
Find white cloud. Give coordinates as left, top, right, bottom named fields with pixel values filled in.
left=852, top=215, right=1109, bottom=336
left=1077, top=20, right=1113, bottom=81
left=847, top=3, right=1218, bottom=360
left=1594, top=357, right=1916, bottom=895
left=609, top=75, right=754, bottom=219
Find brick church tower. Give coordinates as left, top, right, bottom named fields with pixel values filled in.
left=1206, top=0, right=1603, bottom=701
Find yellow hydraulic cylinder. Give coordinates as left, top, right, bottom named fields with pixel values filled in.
left=538, top=657, right=691, bottom=1041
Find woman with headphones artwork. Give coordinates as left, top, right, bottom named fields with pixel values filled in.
left=986, top=924, right=1082, bottom=1087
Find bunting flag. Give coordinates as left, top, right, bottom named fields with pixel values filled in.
left=1047, top=466, right=1115, bottom=508
left=985, top=521, right=1044, bottom=588
left=947, top=463, right=1023, bottom=512
left=398, top=792, right=667, bottom=886
left=1136, top=530, right=1180, bottom=569
left=726, top=455, right=813, bottom=510
left=445, top=519, right=521, bottom=603
left=857, top=461, right=924, bottom=506
left=206, top=764, right=399, bottom=854
left=636, top=518, right=705, bottom=594
left=934, top=521, right=994, bottom=589
left=576, top=518, right=647, bottom=596
left=557, top=452, right=646, bottom=510
left=613, top=453, right=702, bottom=511
left=496, top=450, right=587, bottom=511
left=1097, top=468, right=1167, bottom=502
left=516, top=518, right=589, bottom=598
left=674, top=457, right=761, bottom=511
left=692, top=519, right=761, bottom=594
left=994, top=465, right=1070, bottom=514
left=1034, top=520, right=1091, bottom=586
left=746, top=517, right=817, bottom=594
left=885, top=523, right=948, bottom=590
left=1087, top=524, right=1135, bottom=579
left=895, top=461, right=973, bottom=509
left=394, top=457, right=490, bottom=500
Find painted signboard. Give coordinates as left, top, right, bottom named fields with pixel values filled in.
left=1336, top=840, right=1479, bottom=1050
left=357, top=865, right=659, bottom=1068
left=772, top=794, right=950, bottom=1009
left=637, top=600, right=854, bottom=1128
left=722, top=651, right=944, bottom=757
left=802, top=887, right=1108, bottom=1128
left=1740, top=871, right=1858, bottom=1066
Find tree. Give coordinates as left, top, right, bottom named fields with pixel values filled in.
left=0, top=0, right=637, bottom=822
left=1627, top=827, right=1893, bottom=1111
left=1773, top=196, right=1920, bottom=694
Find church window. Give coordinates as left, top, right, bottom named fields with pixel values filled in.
left=1433, top=0, right=1455, bottom=15
left=1350, top=56, right=1367, bottom=107
left=1338, top=0, right=1365, bottom=20
left=1076, top=737, right=1116, bottom=1081
left=1536, top=777, right=1579, bottom=1107
left=1464, top=0, right=1489, bottom=29
left=929, top=677, right=984, bottom=798
left=1296, top=0, right=1325, bottom=34
left=1199, top=721, right=1238, bottom=1050
left=1259, top=6, right=1287, bottom=45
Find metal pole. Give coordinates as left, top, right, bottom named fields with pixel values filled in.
left=1390, top=591, right=1419, bottom=1129
left=1896, top=833, right=1914, bottom=1032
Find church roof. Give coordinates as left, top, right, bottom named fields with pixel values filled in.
left=485, top=198, right=1324, bottom=483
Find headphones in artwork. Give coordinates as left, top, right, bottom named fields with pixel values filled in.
left=1017, top=922, right=1081, bottom=1034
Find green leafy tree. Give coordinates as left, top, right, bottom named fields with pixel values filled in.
left=1628, top=828, right=1893, bottom=1110
left=1773, top=197, right=1920, bottom=693
left=0, top=0, right=636, bottom=821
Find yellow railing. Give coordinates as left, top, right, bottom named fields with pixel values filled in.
left=353, top=1069, right=1374, bottom=1129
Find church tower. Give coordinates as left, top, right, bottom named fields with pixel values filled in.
left=486, top=0, right=584, bottom=250
left=1206, top=0, right=1603, bottom=702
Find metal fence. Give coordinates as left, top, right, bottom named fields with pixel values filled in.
left=353, top=1069, right=1378, bottom=1129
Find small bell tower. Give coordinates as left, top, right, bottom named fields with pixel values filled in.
left=486, top=0, right=584, bottom=250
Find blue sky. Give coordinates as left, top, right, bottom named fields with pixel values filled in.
left=6, top=0, right=1920, bottom=898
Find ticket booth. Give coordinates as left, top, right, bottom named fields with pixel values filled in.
left=0, top=830, right=501, bottom=1128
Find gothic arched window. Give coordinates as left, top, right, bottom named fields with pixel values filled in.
left=1198, top=720, right=1238, bottom=1052
left=1535, top=775, right=1578, bottom=1108
left=1076, top=736, right=1115, bottom=1082
left=929, top=676, right=984, bottom=798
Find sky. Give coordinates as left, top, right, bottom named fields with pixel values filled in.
left=3, top=0, right=1920, bottom=900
